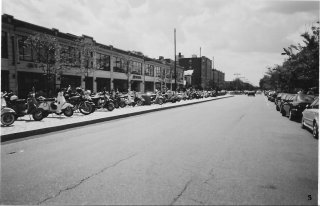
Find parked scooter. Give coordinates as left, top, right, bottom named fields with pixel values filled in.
left=2, top=91, right=43, bottom=121
left=150, top=91, right=164, bottom=105
left=37, top=90, right=74, bottom=118
left=111, top=92, right=126, bottom=108
left=1, top=92, right=16, bottom=126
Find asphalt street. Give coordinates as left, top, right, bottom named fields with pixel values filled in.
left=1, top=94, right=318, bottom=205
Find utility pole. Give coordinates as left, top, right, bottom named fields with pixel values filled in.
left=174, top=28, right=177, bottom=91
left=200, top=47, right=201, bottom=57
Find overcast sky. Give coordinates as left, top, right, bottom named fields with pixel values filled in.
left=2, top=0, right=319, bottom=86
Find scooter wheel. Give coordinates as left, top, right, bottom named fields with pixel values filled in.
left=1, top=113, right=15, bottom=126
left=107, top=103, right=115, bottom=111
left=63, top=107, right=74, bottom=117
left=32, top=109, right=44, bottom=121
left=136, top=100, right=143, bottom=106
left=119, top=101, right=126, bottom=108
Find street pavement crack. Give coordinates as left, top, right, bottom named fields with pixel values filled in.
left=170, top=179, right=192, bottom=205
left=37, top=153, right=138, bottom=205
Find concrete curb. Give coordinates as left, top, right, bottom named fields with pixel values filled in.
left=1, top=95, right=233, bottom=143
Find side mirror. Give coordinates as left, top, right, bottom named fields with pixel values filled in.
left=306, top=105, right=310, bottom=109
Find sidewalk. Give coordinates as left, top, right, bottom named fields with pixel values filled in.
left=1, top=95, right=233, bottom=142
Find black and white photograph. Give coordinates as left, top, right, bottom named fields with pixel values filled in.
left=1, top=0, right=319, bottom=205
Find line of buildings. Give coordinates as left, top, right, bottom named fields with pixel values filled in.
left=1, top=14, right=225, bottom=98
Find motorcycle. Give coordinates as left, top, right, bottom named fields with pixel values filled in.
left=111, top=92, right=126, bottom=108
left=91, top=91, right=115, bottom=111
left=2, top=91, right=43, bottom=121
left=37, top=90, right=74, bottom=118
left=1, top=93, right=16, bottom=126
left=64, top=87, right=94, bottom=115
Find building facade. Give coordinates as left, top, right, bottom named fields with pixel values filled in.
left=212, top=69, right=225, bottom=90
left=1, top=14, right=184, bottom=98
left=178, top=54, right=213, bottom=89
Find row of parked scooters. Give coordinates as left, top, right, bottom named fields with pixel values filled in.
left=1, top=87, right=221, bottom=126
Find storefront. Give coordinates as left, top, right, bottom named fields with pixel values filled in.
left=17, top=71, right=54, bottom=98
left=166, top=83, right=172, bottom=91
left=61, top=75, right=81, bottom=91
left=144, top=81, right=154, bottom=92
left=1, top=70, right=9, bottom=92
left=84, top=77, right=93, bottom=92
left=131, top=75, right=142, bottom=92
left=96, top=77, right=110, bottom=92
left=113, top=79, right=128, bottom=93
left=155, top=82, right=161, bottom=91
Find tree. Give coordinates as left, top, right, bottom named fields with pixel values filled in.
left=261, top=22, right=319, bottom=92
left=24, top=33, right=63, bottom=96
left=73, top=38, right=97, bottom=91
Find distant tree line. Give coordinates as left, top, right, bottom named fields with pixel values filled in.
left=224, top=78, right=257, bottom=91
left=259, top=22, right=319, bottom=93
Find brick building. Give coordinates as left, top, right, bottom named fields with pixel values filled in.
left=178, top=54, right=213, bottom=89
left=1, top=14, right=184, bottom=97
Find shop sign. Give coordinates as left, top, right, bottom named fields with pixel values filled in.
left=132, top=75, right=141, bottom=80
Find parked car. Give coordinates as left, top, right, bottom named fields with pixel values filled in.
left=301, top=97, right=319, bottom=139
left=275, top=93, right=286, bottom=111
left=282, top=93, right=315, bottom=120
left=267, top=91, right=277, bottom=102
left=279, top=93, right=294, bottom=114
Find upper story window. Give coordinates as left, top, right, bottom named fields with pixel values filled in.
left=131, top=61, right=142, bottom=75
left=18, top=36, right=32, bottom=61
left=112, top=56, right=126, bottom=73
left=145, top=64, right=154, bottom=77
left=155, top=66, right=161, bottom=77
left=18, top=35, right=56, bottom=64
left=60, top=46, right=80, bottom=67
left=166, top=68, right=171, bottom=78
left=1, top=31, right=8, bottom=58
left=96, top=53, right=110, bottom=71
